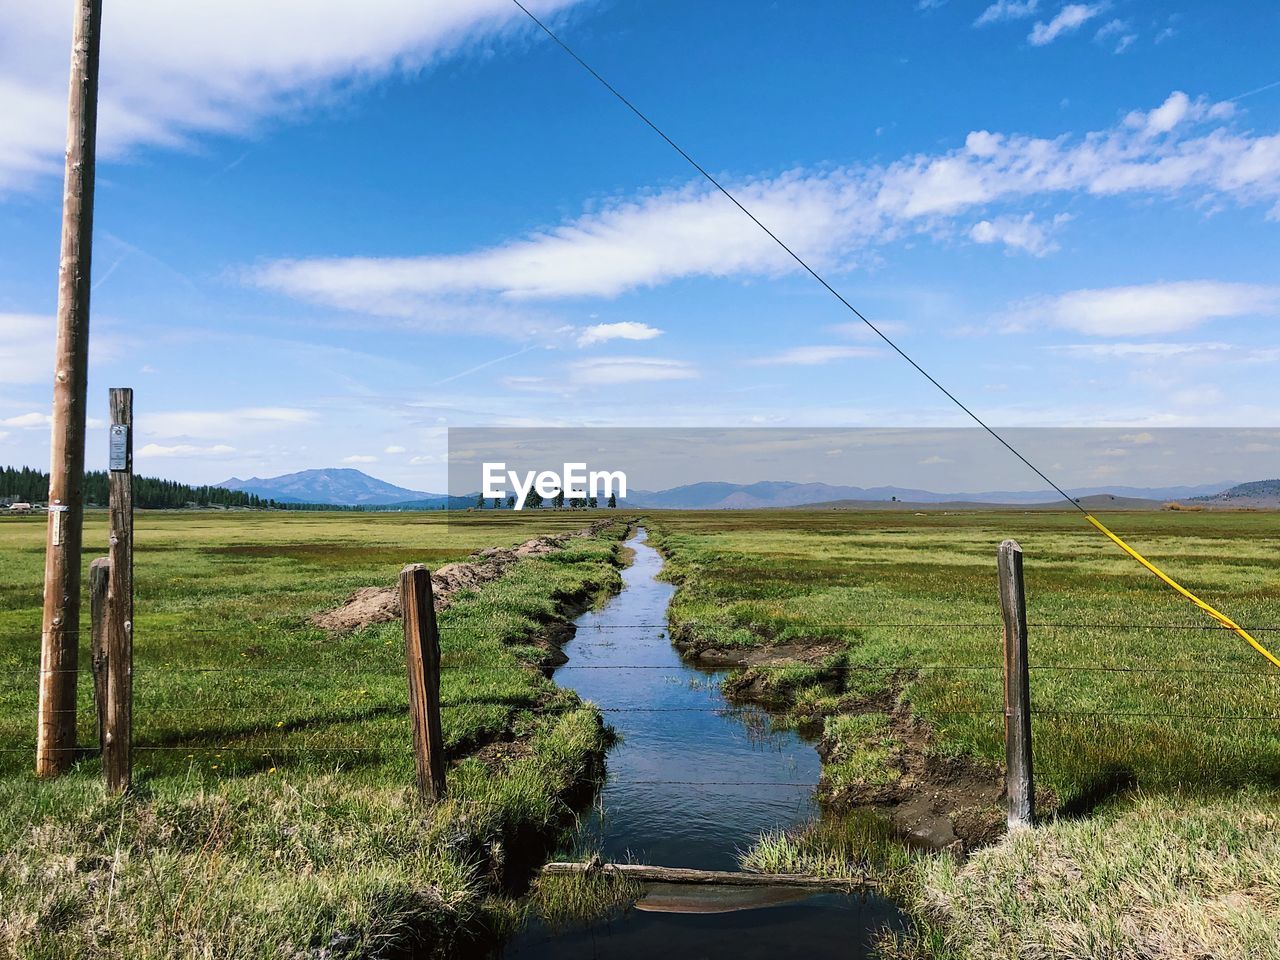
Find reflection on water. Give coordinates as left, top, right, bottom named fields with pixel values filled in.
left=501, top=530, right=905, bottom=958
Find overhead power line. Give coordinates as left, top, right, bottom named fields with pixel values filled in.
left=508, top=0, right=1085, bottom=512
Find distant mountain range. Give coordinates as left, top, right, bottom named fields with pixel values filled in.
left=215, top=469, right=1239, bottom=510
left=217, top=468, right=446, bottom=506
left=1192, top=479, right=1280, bottom=507
left=620, top=479, right=1234, bottom=510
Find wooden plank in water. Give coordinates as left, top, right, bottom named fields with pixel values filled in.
left=540, top=862, right=871, bottom=889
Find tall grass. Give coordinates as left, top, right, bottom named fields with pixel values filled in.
left=0, top=511, right=626, bottom=958
left=648, top=509, right=1280, bottom=959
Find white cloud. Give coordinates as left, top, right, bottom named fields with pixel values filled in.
left=342, top=454, right=378, bottom=464
left=145, top=406, right=316, bottom=439
left=0, top=0, right=588, bottom=191
left=569, top=357, right=698, bottom=385
left=137, top=443, right=236, bottom=458
left=1123, top=91, right=1234, bottom=139
left=974, top=1, right=1039, bottom=26
left=0, top=313, right=125, bottom=383
left=919, top=455, right=953, bottom=464
left=577, top=321, right=664, bottom=348
left=255, top=91, right=1280, bottom=314
left=1095, top=19, right=1136, bottom=54
left=384, top=445, right=406, bottom=454
left=0, top=314, right=53, bottom=385
left=1024, top=282, right=1280, bottom=336
left=1049, top=342, right=1236, bottom=359
left=969, top=212, right=1071, bottom=255
left=749, top=346, right=883, bottom=366
left=1029, top=4, right=1104, bottom=46
left=1, top=412, right=51, bottom=429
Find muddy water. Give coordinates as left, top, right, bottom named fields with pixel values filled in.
left=502, top=529, right=905, bottom=958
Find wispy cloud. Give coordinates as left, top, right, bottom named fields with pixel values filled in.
left=1029, top=3, right=1104, bottom=46
left=1094, top=18, right=1136, bottom=54
left=974, top=0, right=1039, bottom=27
left=1, top=412, right=51, bottom=429
left=145, top=407, right=316, bottom=440
left=748, top=346, right=883, bottom=366
left=0, top=313, right=122, bottom=384
left=577, top=321, right=664, bottom=348
left=1048, top=342, right=1236, bottom=359
left=342, top=454, right=378, bottom=464
left=0, top=0, right=590, bottom=191
left=255, top=91, right=1280, bottom=318
left=569, top=357, right=698, bottom=385
left=1015, top=281, right=1280, bottom=336
left=969, top=212, right=1071, bottom=256
left=138, top=443, right=236, bottom=458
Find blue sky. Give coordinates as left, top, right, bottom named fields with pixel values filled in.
left=1, top=0, right=1278, bottom=492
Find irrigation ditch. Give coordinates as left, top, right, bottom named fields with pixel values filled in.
left=500, top=527, right=908, bottom=958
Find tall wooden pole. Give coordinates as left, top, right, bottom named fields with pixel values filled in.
left=104, top=388, right=133, bottom=792
left=37, top=0, right=105, bottom=778
left=998, top=538, right=1035, bottom=829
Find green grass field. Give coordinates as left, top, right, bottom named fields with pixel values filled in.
left=4, top=507, right=1279, bottom=959
left=0, top=511, right=627, bottom=958
left=645, top=508, right=1280, bottom=959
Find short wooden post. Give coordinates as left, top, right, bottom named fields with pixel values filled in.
left=89, top=557, right=110, bottom=754
left=998, top=539, right=1034, bottom=829
left=400, top=564, right=445, bottom=800
left=103, top=388, right=133, bottom=792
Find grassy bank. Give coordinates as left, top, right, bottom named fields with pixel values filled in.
left=646, top=509, right=1280, bottom=958
left=0, top=512, right=626, bottom=958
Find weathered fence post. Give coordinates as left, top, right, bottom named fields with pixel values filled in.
left=103, top=388, right=133, bottom=792
left=998, top=538, right=1034, bottom=829
left=89, top=556, right=110, bottom=754
left=400, top=564, right=445, bottom=801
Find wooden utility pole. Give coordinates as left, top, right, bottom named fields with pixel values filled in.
left=37, top=0, right=105, bottom=778
left=103, top=388, right=133, bottom=792
left=400, top=564, right=446, bottom=801
left=998, top=538, right=1035, bottom=829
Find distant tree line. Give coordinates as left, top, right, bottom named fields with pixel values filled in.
left=1, top=465, right=290, bottom=510
left=471, top=488, right=617, bottom=510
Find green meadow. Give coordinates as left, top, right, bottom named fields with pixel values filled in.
left=646, top=509, right=1280, bottom=959
left=3, top=507, right=1279, bottom=959
left=0, top=511, right=626, bottom=958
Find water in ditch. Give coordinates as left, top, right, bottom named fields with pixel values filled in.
left=501, top=528, right=906, bottom=958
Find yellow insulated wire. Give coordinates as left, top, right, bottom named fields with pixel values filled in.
left=1084, top=514, right=1280, bottom=670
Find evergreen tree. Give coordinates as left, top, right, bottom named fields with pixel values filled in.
left=552, top=488, right=565, bottom=510
left=607, top=493, right=617, bottom=508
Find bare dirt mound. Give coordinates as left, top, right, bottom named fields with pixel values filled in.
left=312, top=521, right=610, bottom=633
left=828, top=692, right=1008, bottom=853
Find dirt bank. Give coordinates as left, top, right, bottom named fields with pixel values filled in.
left=669, top=624, right=1006, bottom=853
left=818, top=685, right=1007, bottom=853
left=312, top=520, right=614, bottom=633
